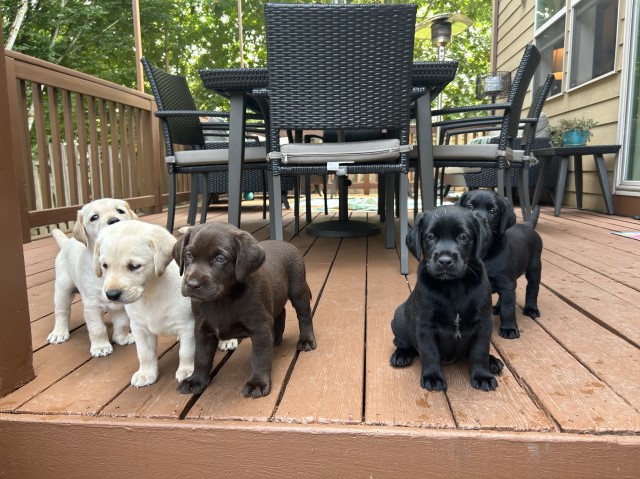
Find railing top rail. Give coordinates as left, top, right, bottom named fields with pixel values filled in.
left=6, top=49, right=154, bottom=107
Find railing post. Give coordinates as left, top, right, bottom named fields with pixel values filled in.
left=0, top=37, right=35, bottom=397
left=4, top=54, right=31, bottom=241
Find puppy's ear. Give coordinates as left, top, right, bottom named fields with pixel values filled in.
left=73, top=210, right=89, bottom=246
left=93, top=239, right=103, bottom=278
left=406, top=211, right=429, bottom=260
left=455, top=191, right=469, bottom=207
left=122, top=201, right=139, bottom=220
left=499, top=196, right=517, bottom=233
left=234, top=231, right=265, bottom=282
left=471, top=213, right=492, bottom=259
left=148, top=228, right=177, bottom=276
left=173, top=229, right=192, bottom=276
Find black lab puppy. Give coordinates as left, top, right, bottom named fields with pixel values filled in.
left=390, top=206, right=504, bottom=391
left=457, top=189, right=543, bottom=339
left=174, top=222, right=317, bottom=398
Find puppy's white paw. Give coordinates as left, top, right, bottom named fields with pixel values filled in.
left=47, top=330, right=70, bottom=344
left=218, top=339, right=238, bottom=351
left=175, top=366, right=194, bottom=382
left=131, top=369, right=159, bottom=387
left=113, top=331, right=135, bottom=345
left=90, top=342, right=113, bottom=357
left=177, top=226, right=190, bottom=235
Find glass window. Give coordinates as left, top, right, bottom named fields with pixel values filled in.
left=569, top=0, right=618, bottom=88
left=534, top=17, right=566, bottom=96
left=536, top=0, right=565, bottom=29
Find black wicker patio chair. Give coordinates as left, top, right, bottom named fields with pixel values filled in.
left=440, top=73, right=556, bottom=211
left=264, top=2, right=416, bottom=274
left=141, top=57, right=268, bottom=232
left=412, top=43, right=541, bottom=218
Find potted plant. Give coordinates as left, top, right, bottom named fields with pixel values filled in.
left=548, top=117, right=599, bottom=147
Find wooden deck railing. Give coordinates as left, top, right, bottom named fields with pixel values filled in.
left=4, top=50, right=189, bottom=242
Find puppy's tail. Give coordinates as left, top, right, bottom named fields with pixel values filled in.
left=51, top=228, right=69, bottom=248
left=525, top=206, right=541, bottom=229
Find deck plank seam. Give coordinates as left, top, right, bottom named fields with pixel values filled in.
left=489, top=338, right=562, bottom=433
left=541, top=282, right=640, bottom=350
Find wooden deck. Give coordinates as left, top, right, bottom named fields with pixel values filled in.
left=2, top=202, right=640, bottom=477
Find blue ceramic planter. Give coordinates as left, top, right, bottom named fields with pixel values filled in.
left=562, top=129, right=590, bottom=146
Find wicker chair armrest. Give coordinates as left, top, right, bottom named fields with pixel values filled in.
left=431, top=102, right=510, bottom=117
left=155, top=110, right=230, bottom=119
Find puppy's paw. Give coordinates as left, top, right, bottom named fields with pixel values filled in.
left=175, top=366, right=194, bottom=382
left=113, top=331, right=135, bottom=346
left=242, top=378, right=271, bottom=398
left=420, top=372, right=447, bottom=391
left=89, top=342, right=114, bottom=357
left=131, top=369, right=159, bottom=387
left=218, top=339, right=238, bottom=351
left=499, top=325, right=520, bottom=339
left=47, top=330, right=70, bottom=344
left=489, top=354, right=504, bottom=374
left=390, top=348, right=415, bottom=368
left=471, top=373, right=498, bottom=391
left=296, top=335, right=317, bottom=352
left=177, top=375, right=209, bottom=395
left=522, top=306, right=540, bottom=320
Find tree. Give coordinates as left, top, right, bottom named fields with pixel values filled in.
left=2, top=0, right=492, bottom=110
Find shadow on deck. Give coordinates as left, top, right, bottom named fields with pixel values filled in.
left=2, top=203, right=640, bottom=477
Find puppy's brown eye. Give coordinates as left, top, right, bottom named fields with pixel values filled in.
left=214, top=254, right=226, bottom=264
left=465, top=204, right=473, bottom=210
left=102, top=263, right=108, bottom=270
left=128, top=264, right=141, bottom=272
left=116, top=208, right=125, bottom=214
left=458, top=233, right=469, bottom=242
left=90, top=214, right=99, bottom=222
left=426, top=233, right=436, bottom=241
left=185, top=251, right=193, bottom=261
left=489, top=208, right=497, bottom=215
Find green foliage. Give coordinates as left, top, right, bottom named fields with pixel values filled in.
left=548, top=117, right=599, bottom=147
left=2, top=0, right=492, bottom=111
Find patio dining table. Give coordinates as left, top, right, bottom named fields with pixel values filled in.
left=198, top=61, right=458, bottom=229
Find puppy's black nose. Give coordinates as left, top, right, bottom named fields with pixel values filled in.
left=437, top=255, right=454, bottom=268
left=186, top=279, right=202, bottom=290
left=107, top=218, right=120, bottom=225
left=105, top=290, right=122, bottom=301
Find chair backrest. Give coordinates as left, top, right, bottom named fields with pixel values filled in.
left=500, top=44, right=541, bottom=143
left=521, top=73, right=554, bottom=150
left=264, top=3, right=416, bottom=135
left=141, top=57, right=205, bottom=147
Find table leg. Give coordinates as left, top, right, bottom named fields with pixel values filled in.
left=594, top=153, right=615, bottom=214
left=555, top=156, right=569, bottom=216
left=227, top=91, right=247, bottom=228
left=415, top=91, right=435, bottom=211
left=574, top=154, right=583, bottom=209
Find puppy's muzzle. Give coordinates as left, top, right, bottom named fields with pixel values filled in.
left=185, top=278, right=202, bottom=290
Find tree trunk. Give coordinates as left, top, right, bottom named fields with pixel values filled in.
left=6, top=0, right=31, bottom=50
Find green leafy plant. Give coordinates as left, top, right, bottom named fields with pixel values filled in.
left=548, top=117, right=599, bottom=147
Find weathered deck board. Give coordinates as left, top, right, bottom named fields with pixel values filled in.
left=3, top=204, right=640, bottom=477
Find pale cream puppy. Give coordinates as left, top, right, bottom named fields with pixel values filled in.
left=48, top=198, right=137, bottom=357
left=94, top=221, right=237, bottom=387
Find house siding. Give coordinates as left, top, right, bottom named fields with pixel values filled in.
left=496, top=0, right=639, bottom=216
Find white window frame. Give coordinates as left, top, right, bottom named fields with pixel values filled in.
left=566, top=0, right=619, bottom=93
left=614, top=0, right=640, bottom=194
left=534, top=0, right=619, bottom=97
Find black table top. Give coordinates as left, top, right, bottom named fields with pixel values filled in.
left=533, top=145, right=621, bottom=156
left=198, top=61, right=458, bottom=98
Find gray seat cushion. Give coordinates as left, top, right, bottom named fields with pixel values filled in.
left=171, top=146, right=267, bottom=166
left=272, top=138, right=410, bottom=165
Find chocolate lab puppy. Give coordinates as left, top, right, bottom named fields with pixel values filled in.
left=457, top=189, right=543, bottom=339
left=174, top=222, right=317, bottom=398
left=390, top=206, right=504, bottom=391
